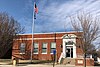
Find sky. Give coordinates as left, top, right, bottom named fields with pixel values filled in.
left=0, top=0, right=100, bottom=34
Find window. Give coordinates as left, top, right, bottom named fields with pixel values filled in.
left=50, top=42, right=56, bottom=53
left=20, top=43, right=25, bottom=54
left=33, top=43, right=38, bottom=54
left=66, top=41, right=74, bottom=45
left=42, top=43, right=47, bottom=54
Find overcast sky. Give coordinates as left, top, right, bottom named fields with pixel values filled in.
left=0, top=0, right=100, bottom=33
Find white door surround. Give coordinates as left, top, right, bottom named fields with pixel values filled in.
left=62, top=34, right=76, bottom=58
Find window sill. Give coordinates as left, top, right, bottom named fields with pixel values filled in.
left=33, top=53, right=38, bottom=54
left=19, top=53, right=25, bottom=54
left=41, top=53, right=47, bottom=54
left=50, top=53, right=53, bottom=54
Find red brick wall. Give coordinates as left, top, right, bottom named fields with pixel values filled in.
left=31, top=39, right=62, bottom=60
left=12, top=32, right=83, bottom=60
left=75, top=58, right=94, bottom=66
left=76, top=36, right=84, bottom=56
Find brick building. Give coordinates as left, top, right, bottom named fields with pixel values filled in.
left=12, top=32, right=94, bottom=66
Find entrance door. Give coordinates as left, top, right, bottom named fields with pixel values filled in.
left=66, top=47, right=73, bottom=58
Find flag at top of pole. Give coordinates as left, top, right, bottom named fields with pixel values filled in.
left=30, top=1, right=38, bottom=63
left=34, top=2, right=38, bottom=19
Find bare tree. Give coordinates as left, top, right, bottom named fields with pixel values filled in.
left=70, top=12, right=100, bottom=67
left=12, top=35, right=31, bottom=60
left=0, top=12, right=24, bottom=58
left=96, top=45, right=100, bottom=58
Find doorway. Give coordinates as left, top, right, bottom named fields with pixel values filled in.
left=66, top=47, right=73, bottom=58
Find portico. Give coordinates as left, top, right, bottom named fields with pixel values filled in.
left=62, top=34, right=77, bottom=58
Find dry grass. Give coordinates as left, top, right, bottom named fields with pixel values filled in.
left=0, top=59, right=53, bottom=65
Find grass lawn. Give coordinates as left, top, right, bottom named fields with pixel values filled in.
left=0, top=59, right=53, bottom=65
left=19, top=60, right=53, bottom=64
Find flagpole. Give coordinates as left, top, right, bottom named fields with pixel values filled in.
left=30, top=2, right=35, bottom=63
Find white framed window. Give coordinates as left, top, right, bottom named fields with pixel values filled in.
left=42, top=43, right=47, bottom=54
left=33, top=43, right=38, bottom=54
left=20, top=43, right=25, bottom=54
left=50, top=42, right=56, bottom=54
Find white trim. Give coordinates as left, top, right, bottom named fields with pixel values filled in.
left=17, top=31, right=82, bottom=35
left=19, top=53, right=25, bottom=54
left=58, top=52, right=64, bottom=63
left=62, top=34, right=76, bottom=58
left=50, top=53, right=53, bottom=54
left=14, top=37, right=62, bottom=40
left=97, top=57, right=100, bottom=62
left=65, top=45, right=73, bottom=47
left=62, top=34, right=77, bottom=39
left=33, top=53, right=38, bottom=54
left=41, top=53, right=47, bottom=54
left=73, top=43, right=76, bottom=58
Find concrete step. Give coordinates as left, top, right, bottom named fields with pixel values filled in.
left=62, top=58, right=75, bottom=65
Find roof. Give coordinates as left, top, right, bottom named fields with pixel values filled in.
left=17, top=31, right=82, bottom=35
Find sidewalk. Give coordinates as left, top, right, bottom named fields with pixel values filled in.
left=0, top=59, right=100, bottom=67
left=0, top=64, right=99, bottom=67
